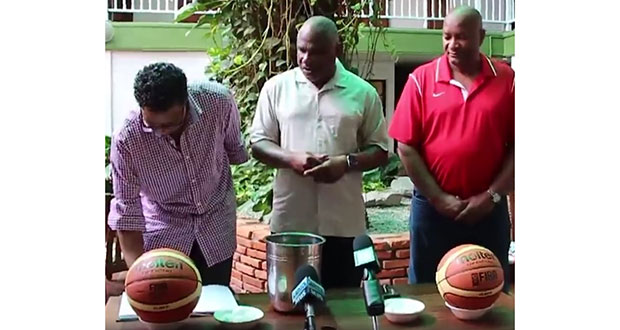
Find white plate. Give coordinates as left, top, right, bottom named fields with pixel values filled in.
left=214, top=305, right=264, bottom=329
left=445, top=301, right=494, bottom=320
left=384, top=297, right=425, bottom=324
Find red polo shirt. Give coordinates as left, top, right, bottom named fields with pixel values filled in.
left=389, top=53, right=514, bottom=199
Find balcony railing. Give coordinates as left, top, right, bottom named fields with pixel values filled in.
left=107, top=0, right=514, bottom=31
left=107, top=0, right=212, bottom=14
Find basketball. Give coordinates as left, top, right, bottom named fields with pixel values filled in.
left=125, top=248, right=202, bottom=323
left=435, top=244, right=504, bottom=310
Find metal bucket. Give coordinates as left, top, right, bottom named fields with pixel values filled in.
left=265, top=232, right=326, bottom=312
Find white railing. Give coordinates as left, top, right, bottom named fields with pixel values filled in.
left=107, top=0, right=514, bottom=30
left=381, top=0, right=515, bottom=29
left=107, top=0, right=213, bottom=14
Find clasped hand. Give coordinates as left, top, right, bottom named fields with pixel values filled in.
left=289, top=152, right=347, bottom=183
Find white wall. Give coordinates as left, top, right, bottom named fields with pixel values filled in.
left=106, top=51, right=212, bottom=135
left=105, top=51, right=112, bottom=135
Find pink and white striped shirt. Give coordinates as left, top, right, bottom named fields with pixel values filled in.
left=108, top=80, right=248, bottom=266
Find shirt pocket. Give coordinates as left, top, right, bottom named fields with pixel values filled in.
left=322, top=111, right=361, bottom=153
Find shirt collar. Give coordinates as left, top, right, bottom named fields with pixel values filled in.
left=294, top=58, right=349, bottom=89
left=435, top=53, right=498, bottom=83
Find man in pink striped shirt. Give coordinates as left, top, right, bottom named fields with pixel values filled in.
left=108, top=62, right=248, bottom=285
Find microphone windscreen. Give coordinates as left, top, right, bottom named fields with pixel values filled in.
left=353, top=234, right=374, bottom=251
left=295, top=264, right=320, bottom=288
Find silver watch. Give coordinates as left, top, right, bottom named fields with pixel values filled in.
left=487, top=189, right=501, bottom=203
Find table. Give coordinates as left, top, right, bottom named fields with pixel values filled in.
left=105, top=284, right=514, bottom=330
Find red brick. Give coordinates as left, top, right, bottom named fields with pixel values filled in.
left=230, top=276, right=243, bottom=288
left=237, top=236, right=253, bottom=248
left=383, top=259, right=409, bottom=269
left=377, top=268, right=406, bottom=279
left=374, top=241, right=390, bottom=251
left=380, top=278, right=392, bottom=286
left=235, top=262, right=255, bottom=276
left=395, top=249, right=410, bottom=259
left=247, top=248, right=267, bottom=260
left=377, top=250, right=393, bottom=260
left=236, top=245, right=247, bottom=254
left=252, top=229, right=271, bottom=241
left=236, top=218, right=258, bottom=225
left=242, top=274, right=265, bottom=289
left=237, top=226, right=253, bottom=239
left=391, top=238, right=410, bottom=249
left=231, top=268, right=243, bottom=280
left=251, top=240, right=267, bottom=252
left=233, top=252, right=241, bottom=261
left=260, top=261, right=267, bottom=270
left=255, top=269, right=267, bottom=280
left=393, top=277, right=409, bottom=285
left=240, top=255, right=262, bottom=268
left=243, top=282, right=264, bottom=293
left=230, top=284, right=244, bottom=294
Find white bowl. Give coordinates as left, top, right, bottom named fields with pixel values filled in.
left=384, top=297, right=426, bottom=324
left=213, top=305, right=264, bottom=329
left=445, top=301, right=494, bottom=320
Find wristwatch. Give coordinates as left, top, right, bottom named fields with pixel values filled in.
left=487, top=189, right=501, bottom=204
left=346, top=154, right=358, bottom=171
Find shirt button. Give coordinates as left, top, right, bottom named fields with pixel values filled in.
left=197, top=202, right=202, bottom=207
left=191, top=179, right=197, bottom=183
left=185, top=155, right=190, bottom=160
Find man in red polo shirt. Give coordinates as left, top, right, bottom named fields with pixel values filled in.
left=389, top=7, right=514, bottom=290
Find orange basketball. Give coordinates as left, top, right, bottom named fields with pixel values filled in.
left=435, top=244, right=504, bottom=310
left=125, top=248, right=202, bottom=323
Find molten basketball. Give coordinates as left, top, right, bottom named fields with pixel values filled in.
left=125, top=248, right=202, bottom=323
left=435, top=244, right=504, bottom=310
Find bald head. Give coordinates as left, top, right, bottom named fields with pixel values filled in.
left=297, top=16, right=339, bottom=89
left=445, top=6, right=483, bottom=30
left=298, top=16, right=339, bottom=46
left=442, top=6, right=485, bottom=71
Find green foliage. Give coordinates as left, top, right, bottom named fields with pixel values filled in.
left=178, top=0, right=395, bottom=220
left=231, top=158, right=275, bottom=219
left=362, top=154, right=401, bottom=192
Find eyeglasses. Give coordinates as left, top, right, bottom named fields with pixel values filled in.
left=141, top=104, right=187, bottom=134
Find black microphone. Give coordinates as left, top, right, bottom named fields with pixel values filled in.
left=353, top=235, right=385, bottom=319
left=292, top=264, right=325, bottom=330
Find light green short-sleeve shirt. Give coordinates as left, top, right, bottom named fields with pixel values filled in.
left=250, top=60, right=388, bottom=237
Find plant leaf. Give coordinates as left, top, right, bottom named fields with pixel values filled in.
left=175, top=2, right=206, bottom=23
left=233, top=54, right=244, bottom=65
left=264, top=37, right=281, bottom=49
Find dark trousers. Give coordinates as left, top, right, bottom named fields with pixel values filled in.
left=189, top=242, right=233, bottom=286
left=320, top=236, right=364, bottom=289
left=409, top=190, right=511, bottom=292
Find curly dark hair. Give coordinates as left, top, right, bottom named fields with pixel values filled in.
left=133, top=62, right=188, bottom=112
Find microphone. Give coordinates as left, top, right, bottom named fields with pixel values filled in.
left=292, top=264, right=325, bottom=330
left=353, top=234, right=381, bottom=273
left=353, top=234, right=385, bottom=328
